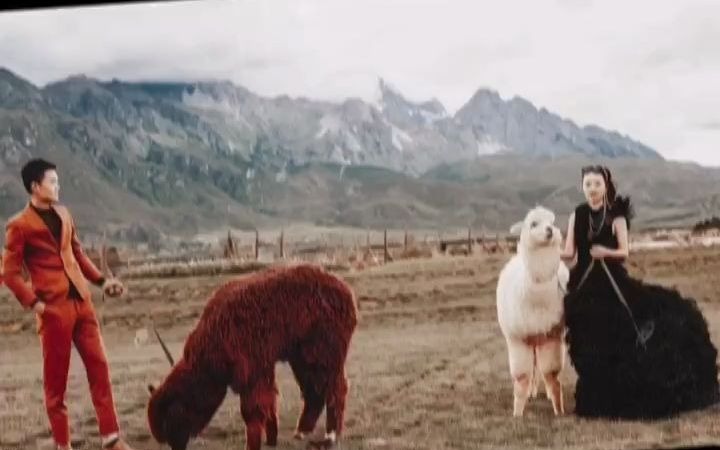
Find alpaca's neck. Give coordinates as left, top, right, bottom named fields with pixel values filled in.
left=520, top=246, right=560, bottom=283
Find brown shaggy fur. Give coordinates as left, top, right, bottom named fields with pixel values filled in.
left=147, top=264, right=358, bottom=450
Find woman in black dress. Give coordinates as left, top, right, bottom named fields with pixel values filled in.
left=561, top=164, right=720, bottom=419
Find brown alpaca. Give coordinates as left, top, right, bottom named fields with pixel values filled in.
left=147, top=264, right=358, bottom=450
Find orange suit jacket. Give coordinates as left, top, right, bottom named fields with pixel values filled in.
left=2, top=203, right=103, bottom=308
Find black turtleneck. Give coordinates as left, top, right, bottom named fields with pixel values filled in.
left=30, top=203, right=83, bottom=300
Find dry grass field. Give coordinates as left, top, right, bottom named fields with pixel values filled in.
left=2, top=246, right=720, bottom=450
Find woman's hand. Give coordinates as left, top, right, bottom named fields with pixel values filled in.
left=590, top=218, right=630, bottom=261
left=590, top=245, right=611, bottom=259
left=560, top=251, right=574, bottom=261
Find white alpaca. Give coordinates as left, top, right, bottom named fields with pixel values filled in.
left=496, top=206, right=569, bottom=417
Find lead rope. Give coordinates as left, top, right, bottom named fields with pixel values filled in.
left=567, top=258, right=652, bottom=349
left=599, top=259, right=653, bottom=348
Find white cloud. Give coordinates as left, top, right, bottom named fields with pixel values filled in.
left=0, top=0, right=718, bottom=165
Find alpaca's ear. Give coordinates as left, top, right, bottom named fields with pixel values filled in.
left=509, top=221, right=524, bottom=235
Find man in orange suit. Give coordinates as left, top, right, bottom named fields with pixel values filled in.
left=2, top=158, right=135, bottom=450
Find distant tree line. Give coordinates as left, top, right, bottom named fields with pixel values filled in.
left=693, top=216, right=720, bottom=233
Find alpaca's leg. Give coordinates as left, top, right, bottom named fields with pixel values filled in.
left=239, top=391, right=265, bottom=450
left=325, top=366, right=349, bottom=442
left=507, top=339, right=534, bottom=417
left=265, top=376, right=279, bottom=446
left=289, top=357, right=326, bottom=439
left=240, top=374, right=278, bottom=450
left=266, top=407, right=279, bottom=447
left=537, top=339, right=564, bottom=415
left=513, top=374, right=532, bottom=417
left=543, top=370, right=563, bottom=415
left=530, top=348, right=540, bottom=399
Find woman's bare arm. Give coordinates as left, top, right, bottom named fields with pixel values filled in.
left=605, top=217, right=629, bottom=259
left=561, top=212, right=576, bottom=261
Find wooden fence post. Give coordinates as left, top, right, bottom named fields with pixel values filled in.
left=255, top=229, right=260, bottom=260
left=384, top=228, right=389, bottom=263
left=467, top=227, right=472, bottom=255
left=279, top=228, right=285, bottom=259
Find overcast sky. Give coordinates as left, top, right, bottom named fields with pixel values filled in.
left=1, top=0, right=718, bottom=166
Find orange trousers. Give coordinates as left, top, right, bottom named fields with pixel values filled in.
left=36, top=297, right=119, bottom=447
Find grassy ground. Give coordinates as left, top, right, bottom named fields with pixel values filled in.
left=1, top=247, right=720, bottom=449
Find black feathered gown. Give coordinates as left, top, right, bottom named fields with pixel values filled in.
left=564, top=197, right=720, bottom=419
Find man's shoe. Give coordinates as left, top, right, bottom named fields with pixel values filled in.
left=103, top=438, right=135, bottom=450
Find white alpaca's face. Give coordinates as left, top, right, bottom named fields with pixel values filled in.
left=511, top=207, right=562, bottom=249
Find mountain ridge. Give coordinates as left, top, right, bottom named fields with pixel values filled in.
left=3, top=66, right=711, bottom=246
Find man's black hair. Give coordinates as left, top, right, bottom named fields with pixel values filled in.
left=21, top=158, right=57, bottom=194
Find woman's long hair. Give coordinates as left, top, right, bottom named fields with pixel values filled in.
left=581, top=164, right=633, bottom=229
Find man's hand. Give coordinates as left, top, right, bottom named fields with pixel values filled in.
left=32, top=300, right=46, bottom=315
left=102, top=278, right=125, bottom=298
